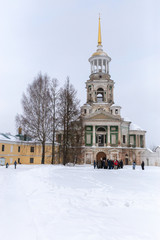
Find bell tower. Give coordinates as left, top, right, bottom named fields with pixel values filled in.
left=84, top=16, right=114, bottom=114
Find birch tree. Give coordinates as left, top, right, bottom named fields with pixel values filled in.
left=49, top=78, right=59, bottom=164
left=16, top=73, right=51, bottom=164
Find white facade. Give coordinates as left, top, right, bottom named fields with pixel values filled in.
left=81, top=18, right=147, bottom=165
left=141, top=147, right=160, bottom=166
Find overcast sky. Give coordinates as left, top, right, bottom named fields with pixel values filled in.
left=0, top=0, right=159, bottom=148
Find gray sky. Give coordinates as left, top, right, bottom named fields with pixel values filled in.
left=0, top=0, right=160, bottom=148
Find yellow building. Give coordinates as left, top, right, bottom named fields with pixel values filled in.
left=0, top=133, right=61, bottom=165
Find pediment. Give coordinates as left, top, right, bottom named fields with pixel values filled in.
left=91, top=113, right=113, bottom=120
left=84, top=111, right=121, bottom=121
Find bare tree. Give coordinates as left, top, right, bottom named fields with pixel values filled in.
left=69, top=115, right=84, bottom=164
left=16, top=73, right=51, bottom=164
left=58, top=77, right=80, bottom=165
left=49, top=78, right=59, bottom=164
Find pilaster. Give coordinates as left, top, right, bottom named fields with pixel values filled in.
left=93, top=125, right=95, bottom=146
left=107, top=126, right=110, bottom=146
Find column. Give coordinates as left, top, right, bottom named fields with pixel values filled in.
left=97, top=59, right=98, bottom=72
left=106, top=61, right=108, bottom=74
left=136, top=135, right=139, bottom=147
left=104, top=134, right=106, bottom=147
left=118, top=126, right=121, bottom=146
left=104, top=60, right=106, bottom=73
left=107, top=62, right=109, bottom=74
left=107, top=126, right=110, bottom=146
left=93, top=125, right=95, bottom=146
left=143, top=135, right=145, bottom=148
left=101, top=59, right=102, bottom=72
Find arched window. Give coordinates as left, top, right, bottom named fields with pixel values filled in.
left=102, top=60, right=106, bottom=73
left=98, top=59, right=102, bottom=72
left=97, top=127, right=106, bottom=132
left=97, top=88, right=104, bottom=102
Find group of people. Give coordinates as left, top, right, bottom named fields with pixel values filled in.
left=6, top=161, right=17, bottom=169
left=94, top=158, right=145, bottom=170
left=94, top=159, right=123, bottom=169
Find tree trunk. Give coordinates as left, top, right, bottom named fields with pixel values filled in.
left=51, top=128, right=55, bottom=164
left=41, top=141, right=45, bottom=164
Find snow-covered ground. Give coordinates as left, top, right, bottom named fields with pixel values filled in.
left=0, top=165, right=160, bottom=240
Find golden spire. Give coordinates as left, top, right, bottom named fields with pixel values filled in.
left=98, top=14, right=102, bottom=46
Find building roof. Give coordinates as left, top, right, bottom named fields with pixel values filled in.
left=0, top=133, right=19, bottom=142
left=130, top=123, right=144, bottom=131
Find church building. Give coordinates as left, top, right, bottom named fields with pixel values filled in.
left=81, top=17, right=146, bottom=165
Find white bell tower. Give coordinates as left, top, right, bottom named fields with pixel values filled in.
left=84, top=16, right=115, bottom=110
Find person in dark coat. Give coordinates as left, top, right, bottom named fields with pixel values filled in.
left=102, top=159, right=105, bottom=169
left=133, top=161, right=136, bottom=170
left=111, top=160, right=114, bottom=169
left=141, top=161, right=145, bottom=170
left=97, top=160, right=101, bottom=169
left=108, top=160, right=112, bottom=169
left=105, top=159, right=108, bottom=169
left=93, top=160, right=96, bottom=169
left=14, top=161, right=17, bottom=169
left=120, top=160, right=123, bottom=169
left=6, top=163, right=9, bottom=168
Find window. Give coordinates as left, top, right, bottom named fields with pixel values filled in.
left=111, top=134, right=116, bottom=144
left=85, top=126, right=93, bottom=131
left=140, top=135, right=143, bottom=148
left=115, top=109, right=118, bottom=114
left=30, top=147, right=34, bottom=153
left=97, top=127, right=106, bottom=132
left=98, top=59, right=102, bottom=72
left=97, top=88, right=104, bottom=102
left=30, top=158, right=34, bottom=163
left=10, top=145, right=13, bottom=152
left=18, top=146, right=20, bottom=152
left=123, top=135, right=126, bottom=144
left=84, top=109, right=87, bottom=114
left=129, top=135, right=136, bottom=147
left=86, top=134, right=92, bottom=144
left=130, top=136, right=134, bottom=145
left=10, top=158, right=13, bottom=164
left=2, top=145, right=5, bottom=152
left=110, top=126, right=118, bottom=132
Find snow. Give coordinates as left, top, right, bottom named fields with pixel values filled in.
left=0, top=165, right=160, bottom=240
left=0, top=133, right=19, bottom=142
left=130, top=122, right=144, bottom=131
left=123, top=117, right=131, bottom=122
left=110, top=104, right=121, bottom=108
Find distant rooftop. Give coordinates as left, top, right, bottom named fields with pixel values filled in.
left=130, top=123, right=144, bottom=131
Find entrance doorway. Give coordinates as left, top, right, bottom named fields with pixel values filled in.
left=125, top=154, right=129, bottom=165
left=96, top=152, right=106, bottom=161
left=96, top=127, right=107, bottom=147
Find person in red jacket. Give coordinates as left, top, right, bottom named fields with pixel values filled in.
left=114, top=160, right=118, bottom=169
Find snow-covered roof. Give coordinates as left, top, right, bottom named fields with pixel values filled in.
left=110, top=104, right=121, bottom=108
left=130, top=123, right=144, bottom=131
left=123, top=117, right=131, bottom=122
left=0, top=133, right=19, bottom=142
left=146, top=148, right=154, bottom=153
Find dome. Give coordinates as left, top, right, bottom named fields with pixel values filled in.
left=92, top=50, right=108, bottom=57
